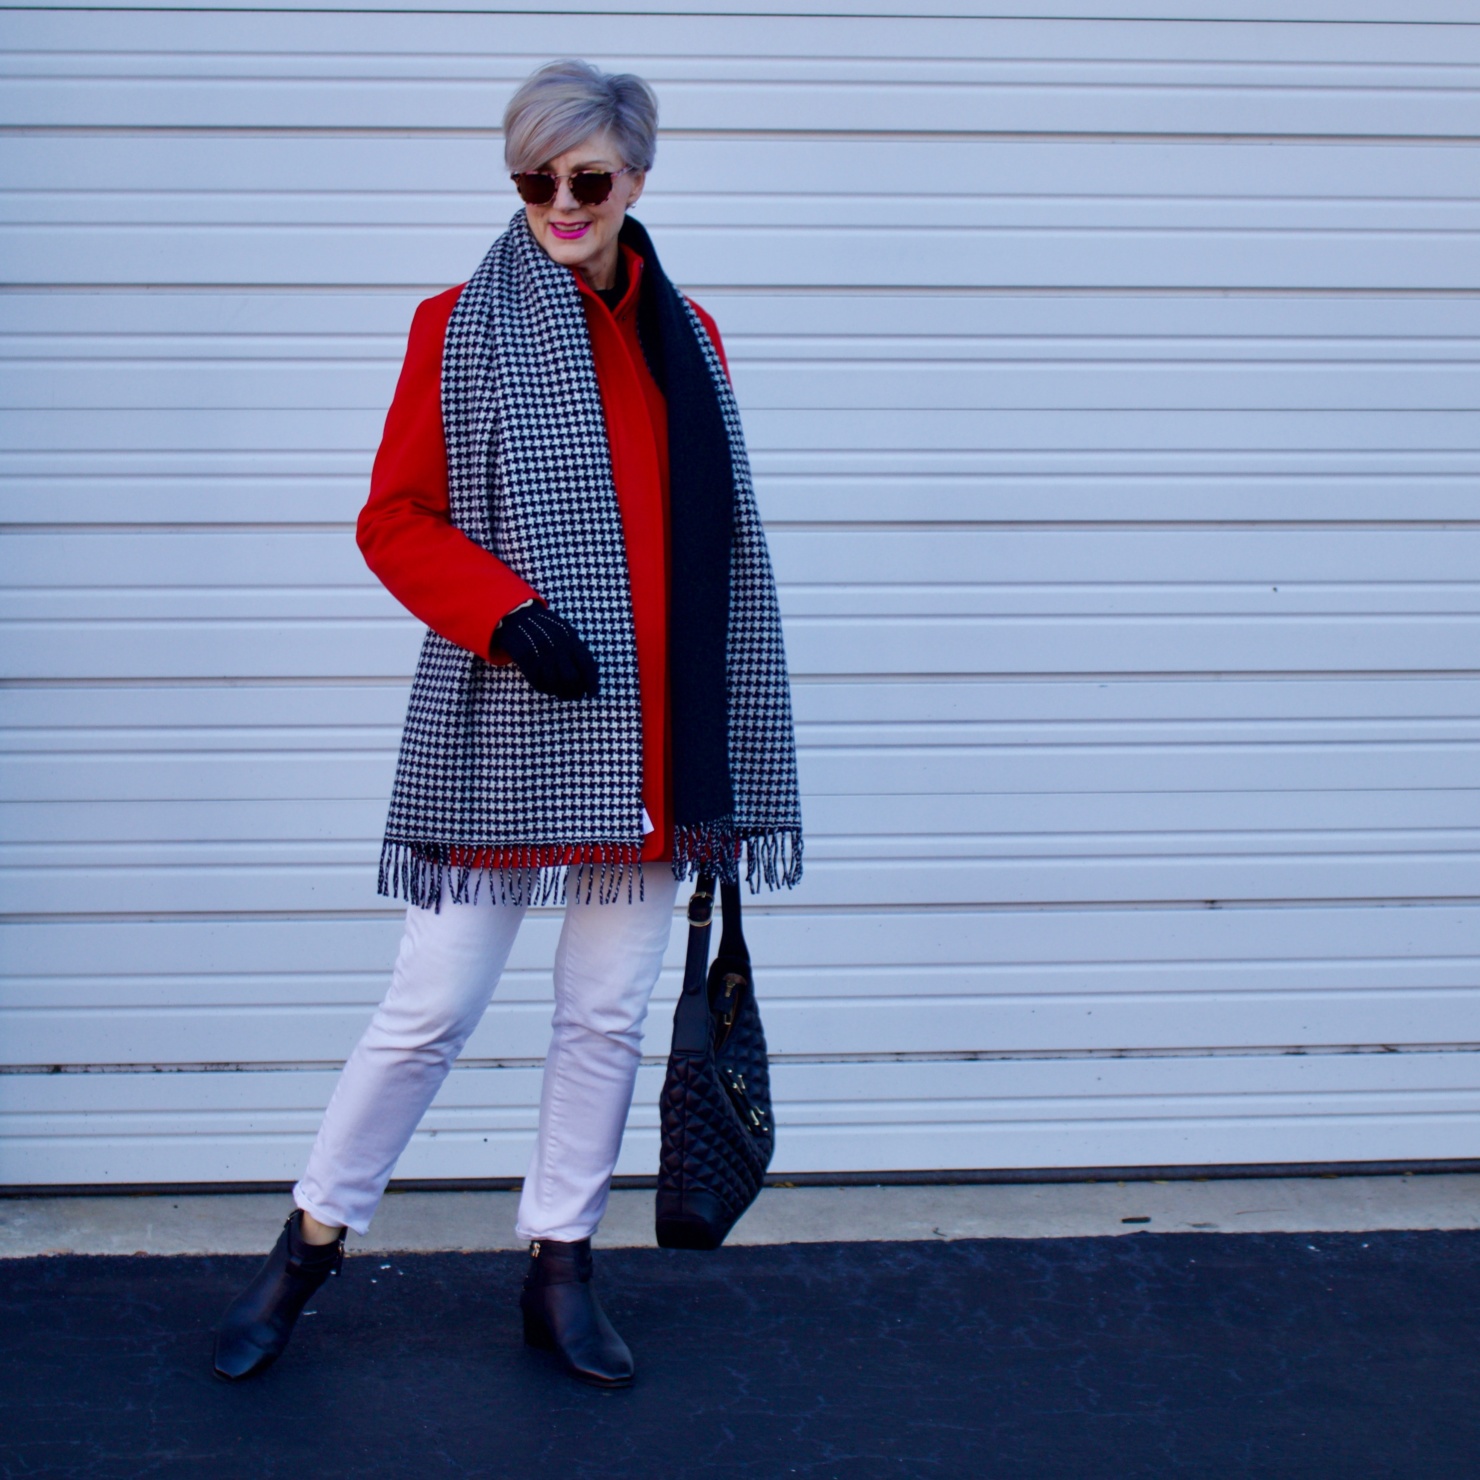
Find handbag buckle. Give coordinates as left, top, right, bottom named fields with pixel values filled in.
left=687, top=885, right=714, bottom=927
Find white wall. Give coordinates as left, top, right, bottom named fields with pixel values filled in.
left=3, top=4, right=1479, bottom=1186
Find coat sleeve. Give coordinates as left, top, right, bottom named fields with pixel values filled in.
left=356, top=287, right=539, bottom=659
left=685, top=297, right=731, bottom=381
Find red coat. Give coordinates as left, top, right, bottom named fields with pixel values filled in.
left=357, top=245, right=730, bottom=864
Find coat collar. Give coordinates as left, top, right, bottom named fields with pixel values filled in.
left=571, top=243, right=645, bottom=321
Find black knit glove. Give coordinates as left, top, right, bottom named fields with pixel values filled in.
left=494, top=603, right=599, bottom=701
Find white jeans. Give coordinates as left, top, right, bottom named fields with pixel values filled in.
left=293, top=870, right=679, bottom=1241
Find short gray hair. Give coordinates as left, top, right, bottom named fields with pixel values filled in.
left=503, top=60, right=658, bottom=175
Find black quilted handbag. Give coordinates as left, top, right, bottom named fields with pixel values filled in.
left=655, top=874, right=774, bottom=1249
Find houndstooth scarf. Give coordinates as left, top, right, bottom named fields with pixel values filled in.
left=377, top=211, right=802, bottom=907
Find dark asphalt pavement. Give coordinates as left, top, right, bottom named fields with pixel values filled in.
left=2, top=1233, right=1476, bottom=1479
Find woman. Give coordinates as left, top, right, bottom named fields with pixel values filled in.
left=211, top=59, right=801, bottom=1389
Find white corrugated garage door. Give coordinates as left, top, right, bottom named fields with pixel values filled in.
left=3, top=1, right=1479, bottom=1187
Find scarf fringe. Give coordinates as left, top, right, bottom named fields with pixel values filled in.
left=378, top=840, right=645, bottom=912
left=670, top=821, right=804, bottom=893
left=379, top=827, right=802, bottom=909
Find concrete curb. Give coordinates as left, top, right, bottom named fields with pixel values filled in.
left=3, top=1174, right=1478, bottom=1257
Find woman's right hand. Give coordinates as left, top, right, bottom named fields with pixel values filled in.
left=493, top=603, right=600, bottom=700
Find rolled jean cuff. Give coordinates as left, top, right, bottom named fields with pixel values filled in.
left=514, top=1217, right=599, bottom=1244
left=292, top=1181, right=364, bottom=1238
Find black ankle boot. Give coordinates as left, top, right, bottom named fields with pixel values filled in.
left=520, top=1238, right=633, bottom=1388
left=211, top=1210, right=345, bottom=1381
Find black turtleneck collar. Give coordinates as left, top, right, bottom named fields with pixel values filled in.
left=593, top=249, right=629, bottom=316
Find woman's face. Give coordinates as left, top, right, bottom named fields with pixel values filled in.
left=521, top=132, right=645, bottom=290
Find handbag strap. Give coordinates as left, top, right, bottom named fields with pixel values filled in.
left=670, top=873, right=749, bottom=1054
left=715, top=878, right=748, bottom=972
